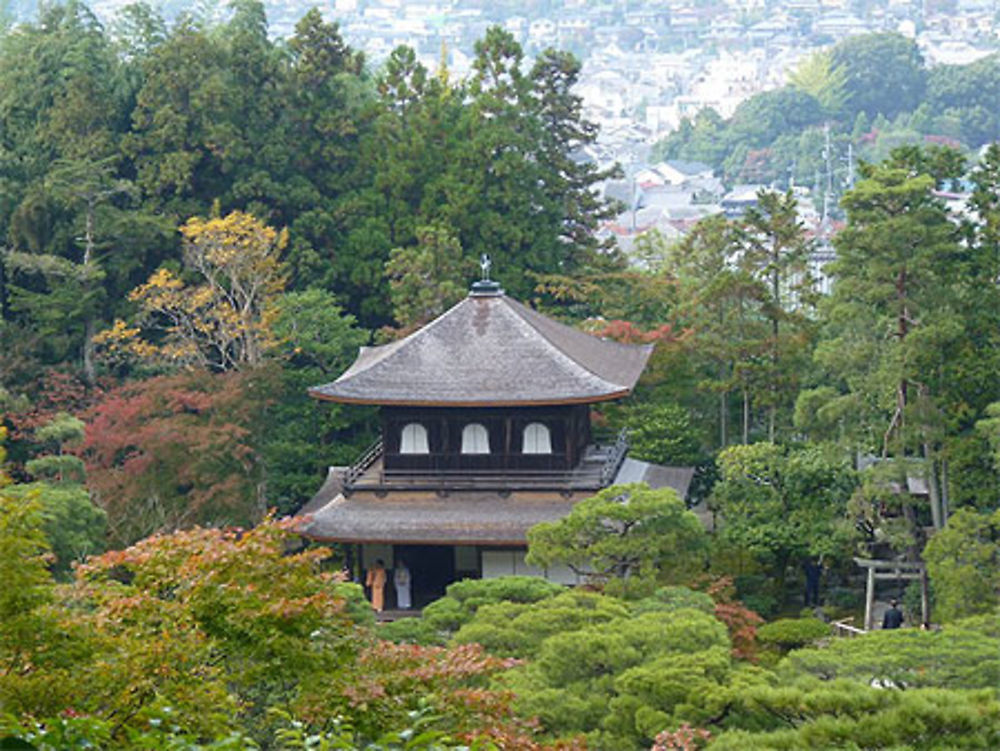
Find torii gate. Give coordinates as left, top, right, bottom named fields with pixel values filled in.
left=854, top=557, right=930, bottom=631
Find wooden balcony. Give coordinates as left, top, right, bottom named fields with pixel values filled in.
left=342, top=429, right=628, bottom=495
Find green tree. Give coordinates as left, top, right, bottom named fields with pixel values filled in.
left=662, top=216, right=768, bottom=446
left=787, top=50, right=848, bottom=116
left=738, top=190, right=816, bottom=440
left=526, top=483, right=707, bottom=596
left=702, top=683, right=1000, bottom=750
left=2, top=482, right=105, bottom=577
left=923, top=508, right=1000, bottom=621
left=0, top=3, right=125, bottom=378
left=384, top=223, right=474, bottom=330
left=711, top=443, right=856, bottom=593
left=509, top=606, right=731, bottom=748
left=263, top=288, right=372, bottom=512
left=831, top=33, right=927, bottom=121
left=813, top=149, right=969, bottom=536
left=779, top=618, right=1000, bottom=689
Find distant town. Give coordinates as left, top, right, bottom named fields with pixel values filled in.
left=11, top=0, right=994, bottom=270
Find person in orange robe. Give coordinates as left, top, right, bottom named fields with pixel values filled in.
left=365, top=559, right=387, bottom=612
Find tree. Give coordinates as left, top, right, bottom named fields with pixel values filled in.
left=0, top=2, right=126, bottom=380
left=662, top=216, right=769, bottom=446
left=710, top=443, right=856, bottom=592
left=2, top=481, right=105, bottom=577
left=509, top=605, right=731, bottom=748
left=529, top=48, right=619, bottom=256
left=25, top=411, right=86, bottom=484
left=813, top=148, right=969, bottom=536
left=81, top=371, right=266, bottom=547
left=0, top=513, right=567, bottom=749
left=779, top=617, right=1000, bottom=689
left=701, top=682, right=1000, bottom=750
left=787, top=50, right=848, bottom=116
left=606, top=401, right=705, bottom=468
left=384, top=223, right=474, bottom=330
left=831, top=33, right=927, bottom=121
left=923, top=508, right=1000, bottom=621
left=262, top=288, right=372, bottom=512
left=0, top=413, right=106, bottom=577
left=451, top=589, right=631, bottom=658
left=737, top=190, right=816, bottom=440
left=526, top=483, right=707, bottom=596
left=97, top=210, right=287, bottom=370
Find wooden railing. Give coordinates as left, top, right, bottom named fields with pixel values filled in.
left=830, top=617, right=866, bottom=638
left=343, top=437, right=383, bottom=489
left=599, top=428, right=629, bottom=487
left=341, top=430, right=630, bottom=494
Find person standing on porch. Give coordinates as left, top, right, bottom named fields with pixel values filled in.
left=394, top=560, right=412, bottom=610
left=366, top=559, right=387, bottom=612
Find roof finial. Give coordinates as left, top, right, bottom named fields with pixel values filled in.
left=470, top=253, right=502, bottom=296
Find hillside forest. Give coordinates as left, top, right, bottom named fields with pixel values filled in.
left=1, top=2, right=999, bottom=749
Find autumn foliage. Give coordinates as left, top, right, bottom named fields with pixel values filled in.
left=695, top=575, right=765, bottom=661
left=0, top=511, right=572, bottom=748
left=95, top=210, right=288, bottom=371
left=81, top=370, right=269, bottom=546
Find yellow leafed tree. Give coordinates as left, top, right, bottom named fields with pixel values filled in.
left=97, top=211, right=287, bottom=370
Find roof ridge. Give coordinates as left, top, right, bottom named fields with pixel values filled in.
left=502, top=297, right=651, bottom=388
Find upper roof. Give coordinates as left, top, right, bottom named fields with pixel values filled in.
left=309, top=288, right=653, bottom=406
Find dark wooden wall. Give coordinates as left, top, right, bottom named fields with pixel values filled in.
left=381, top=404, right=591, bottom=472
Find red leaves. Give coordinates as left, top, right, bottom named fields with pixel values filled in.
left=650, top=723, right=712, bottom=751
left=591, top=319, right=688, bottom=345
left=80, top=370, right=271, bottom=546
left=693, top=575, right=764, bottom=661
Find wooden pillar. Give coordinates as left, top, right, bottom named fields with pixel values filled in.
left=920, top=567, right=931, bottom=629
left=864, top=565, right=876, bottom=631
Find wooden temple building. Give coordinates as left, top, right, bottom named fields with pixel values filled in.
left=298, top=277, right=694, bottom=607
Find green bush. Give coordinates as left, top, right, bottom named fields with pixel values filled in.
left=444, top=576, right=564, bottom=606
left=377, top=616, right=442, bottom=646
left=383, top=576, right=565, bottom=645
left=452, top=590, right=629, bottom=658
left=332, top=581, right=376, bottom=628
left=757, top=618, right=830, bottom=652
left=780, top=625, right=1000, bottom=689
left=631, top=586, right=715, bottom=616
left=512, top=607, right=733, bottom=748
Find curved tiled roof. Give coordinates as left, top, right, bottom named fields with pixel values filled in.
left=309, top=291, right=653, bottom=406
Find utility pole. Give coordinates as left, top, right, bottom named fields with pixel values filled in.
left=821, top=123, right=833, bottom=227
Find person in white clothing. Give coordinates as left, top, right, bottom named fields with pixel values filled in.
left=394, top=561, right=412, bottom=610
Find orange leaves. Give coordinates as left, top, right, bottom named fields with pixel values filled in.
left=339, top=640, right=552, bottom=748
left=96, top=210, right=288, bottom=371
left=589, top=319, right=691, bottom=346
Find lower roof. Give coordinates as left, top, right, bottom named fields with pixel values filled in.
left=297, top=458, right=695, bottom=546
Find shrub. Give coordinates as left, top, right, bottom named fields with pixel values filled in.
left=632, top=587, right=716, bottom=616
left=756, top=618, right=830, bottom=652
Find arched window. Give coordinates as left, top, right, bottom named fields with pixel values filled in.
left=461, top=423, right=490, bottom=454
left=522, top=422, right=552, bottom=454
left=400, top=423, right=429, bottom=454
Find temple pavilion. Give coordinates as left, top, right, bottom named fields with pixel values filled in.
left=298, top=277, right=694, bottom=607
